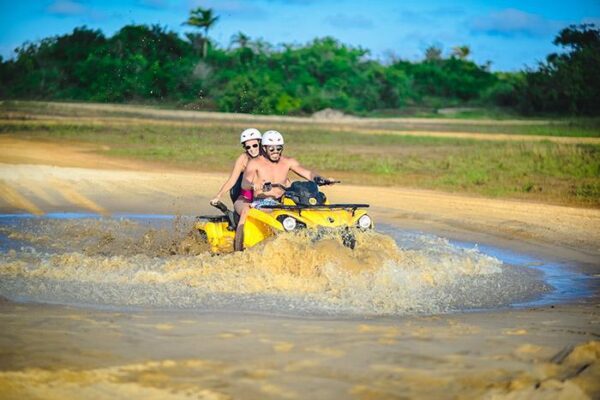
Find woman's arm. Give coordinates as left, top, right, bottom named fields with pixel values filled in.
left=210, top=154, right=247, bottom=204
left=241, top=158, right=258, bottom=191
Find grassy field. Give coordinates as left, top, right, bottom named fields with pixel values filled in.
left=1, top=101, right=599, bottom=207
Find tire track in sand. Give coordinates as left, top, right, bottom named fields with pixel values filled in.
left=0, top=180, right=44, bottom=215
left=50, top=178, right=107, bottom=215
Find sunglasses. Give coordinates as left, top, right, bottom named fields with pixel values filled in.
left=266, top=145, right=284, bottom=153
left=244, top=144, right=259, bottom=150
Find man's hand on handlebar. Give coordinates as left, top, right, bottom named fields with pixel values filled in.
left=313, top=176, right=340, bottom=186
left=262, top=182, right=288, bottom=192
left=262, top=182, right=273, bottom=192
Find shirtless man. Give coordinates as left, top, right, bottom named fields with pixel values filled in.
left=233, top=130, right=330, bottom=251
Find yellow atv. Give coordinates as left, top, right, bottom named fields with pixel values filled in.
left=195, top=180, right=373, bottom=254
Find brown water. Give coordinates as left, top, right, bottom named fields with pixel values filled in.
left=1, top=214, right=598, bottom=400
left=0, top=214, right=550, bottom=315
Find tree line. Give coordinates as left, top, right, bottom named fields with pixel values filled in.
left=0, top=8, right=597, bottom=116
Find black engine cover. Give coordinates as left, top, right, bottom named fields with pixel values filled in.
left=285, top=181, right=326, bottom=206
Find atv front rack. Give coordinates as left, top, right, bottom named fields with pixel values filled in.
left=260, top=203, right=369, bottom=216
left=260, top=204, right=369, bottom=210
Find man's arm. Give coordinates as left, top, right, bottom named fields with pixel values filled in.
left=288, top=158, right=319, bottom=181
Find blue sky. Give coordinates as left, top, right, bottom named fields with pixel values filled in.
left=0, top=0, right=598, bottom=71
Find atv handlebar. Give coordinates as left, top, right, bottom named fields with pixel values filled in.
left=313, top=176, right=340, bottom=186
left=262, top=178, right=340, bottom=192
left=261, top=182, right=286, bottom=192
left=211, top=200, right=229, bottom=214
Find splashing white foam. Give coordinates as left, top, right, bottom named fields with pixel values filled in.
left=0, top=217, right=549, bottom=315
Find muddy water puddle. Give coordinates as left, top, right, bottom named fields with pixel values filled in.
left=378, top=225, right=594, bottom=309
left=1, top=213, right=599, bottom=399
left=0, top=213, right=591, bottom=316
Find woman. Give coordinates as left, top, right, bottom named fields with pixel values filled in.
left=210, top=128, right=262, bottom=212
left=210, top=128, right=262, bottom=252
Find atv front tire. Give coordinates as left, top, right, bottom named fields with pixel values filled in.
left=342, top=228, right=356, bottom=249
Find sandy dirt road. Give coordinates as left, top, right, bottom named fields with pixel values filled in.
left=1, top=135, right=598, bottom=263
left=7, top=100, right=557, bottom=125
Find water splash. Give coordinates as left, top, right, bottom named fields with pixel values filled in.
left=0, top=215, right=551, bottom=315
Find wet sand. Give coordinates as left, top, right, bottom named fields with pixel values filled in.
left=1, top=300, right=599, bottom=399
left=0, top=136, right=599, bottom=399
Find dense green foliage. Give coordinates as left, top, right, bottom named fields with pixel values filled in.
left=0, top=26, right=202, bottom=102
left=0, top=22, right=598, bottom=116
left=516, top=24, right=600, bottom=116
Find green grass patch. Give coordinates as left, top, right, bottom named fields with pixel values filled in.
left=2, top=100, right=600, bottom=138
left=1, top=102, right=599, bottom=207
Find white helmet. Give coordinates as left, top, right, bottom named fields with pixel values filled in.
left=262, top=130, right=284, bottom=146
left=240, top=128, right=262, bottom=144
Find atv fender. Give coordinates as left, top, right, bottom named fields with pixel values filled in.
left=195, top=219, right=235, bottom=253
left=246, top=208, right=285, bottom=231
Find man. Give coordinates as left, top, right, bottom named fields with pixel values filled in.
left=233, top=130, right=331, bottom=251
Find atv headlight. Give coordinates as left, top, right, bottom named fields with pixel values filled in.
left=357, top=214, right=372, bottom=229
left=282, top=216, right=297, bottom=231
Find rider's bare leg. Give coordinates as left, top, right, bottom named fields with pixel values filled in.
left=233, top=199, right=251, bottom=251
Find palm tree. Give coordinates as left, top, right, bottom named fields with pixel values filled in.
left=451, top=45, right=471, bottom=60
left=185, top=32, right=204, bottom=54
left=251, top=38, right=273, bottom=55
left=183, top=7, right=219, bottom=58
left=424, top=45, right=442, bottom=62
left=230, top=31, right=250, bottom=49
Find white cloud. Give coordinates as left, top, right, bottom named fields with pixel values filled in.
left=470, top=8, right=561, bottom=38
left=396, top=7, right=466, bottom=28
left=46, top=0, right=87, bottom=16
left=324, top=13, right=374, bottom=30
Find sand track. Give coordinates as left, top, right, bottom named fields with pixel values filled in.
left=7, top=100, right=556, bottom=125
left=0, top=136, right=598, bottom=262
